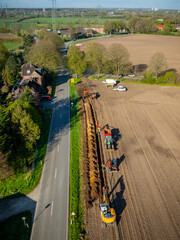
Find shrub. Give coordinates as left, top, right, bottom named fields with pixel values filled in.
left=1, top=85, right=9, bottom=93
left=142, top=71, right=156, bottom=84
left=157, top=72, right=178, bottom=85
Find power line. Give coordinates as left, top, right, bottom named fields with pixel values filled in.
left=52, top=0, right=56, bottom=32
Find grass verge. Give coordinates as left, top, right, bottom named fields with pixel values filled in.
left=88, top=75, right=180, bottom=86
left=69, top=78, right=84, bottom=240
left=0, top=211, right=32, bottom=240
left=0, top=108, right=52, bottom=198
left=120, top=78, right=180, bottom=86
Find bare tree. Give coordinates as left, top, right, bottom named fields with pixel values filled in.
left=149, top=52, right=167, bottom=81
left=85, top=42, right=106, bottom=79
left=107, top=44, right=132, bottom=79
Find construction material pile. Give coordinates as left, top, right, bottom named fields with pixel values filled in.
left=84, top=101, right=101, bottom=204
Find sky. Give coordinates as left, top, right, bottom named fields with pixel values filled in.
left=1, top=0, right=180, bottom=10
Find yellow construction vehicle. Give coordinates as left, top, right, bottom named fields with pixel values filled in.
left=100, top=187, right=116, bottom=227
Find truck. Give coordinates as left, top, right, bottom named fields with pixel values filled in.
left=102, top=79, right=117, bottom=87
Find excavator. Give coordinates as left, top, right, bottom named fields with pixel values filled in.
left=103, top=159, right=117, bottom=172
left=83, top=91, right=98, bottom=99
left=96, top=124, right=114, bottom=151
left=100, top=187, right=116, bottom=227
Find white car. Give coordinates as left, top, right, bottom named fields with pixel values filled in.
left=113, top=86, right=127, bottom=91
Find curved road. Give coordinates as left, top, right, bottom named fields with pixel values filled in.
left=31, top=72, right=70, bottom=240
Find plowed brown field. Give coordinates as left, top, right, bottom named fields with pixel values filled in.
left=79, top=77, right=180, bottom=240
left=80, top=34, right=180, bottom=73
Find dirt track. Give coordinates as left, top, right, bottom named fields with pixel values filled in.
left=80, top=34, right=180, bottom=74
left=79, top=78, right=180, bottom=240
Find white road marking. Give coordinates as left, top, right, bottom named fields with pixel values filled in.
left=54, top=168, right=57, bottom=179
left=57, top=144, right=59, bottom=152
left=51, top=201, right=54, bottom=216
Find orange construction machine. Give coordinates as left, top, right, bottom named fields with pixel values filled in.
left=96, top=124, right=114, bottom=151
left=83, top=91, right=97, bottom=99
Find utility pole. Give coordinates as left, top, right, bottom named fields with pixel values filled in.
left=52, top=0, right=56, bottom=32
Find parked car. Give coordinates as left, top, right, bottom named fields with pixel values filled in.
left=128, top=74, right=135, bottom=78
left=41, top=95, right=51, bottom=101
left=113, top=86, right=127, bottom=91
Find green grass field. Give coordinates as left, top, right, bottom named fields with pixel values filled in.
left=3, top=42, right=22, bottom=50
left=0, top=17, right=114, bottom=30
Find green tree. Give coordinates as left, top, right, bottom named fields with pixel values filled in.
left=19, top=86, right=36, bottom=105
left=128, top=17, right=140, bottom=33
left=104, top=21, right=117, bottom=34
left=157, top=72, right=177, bottom=85
left=10, top=100, right=41, bottom=163
left=85, top=42, right=106, bottom=79
left=1, top=69, right=8, bottom=86
left=36, top=30, right=64, bottom=50
left=162, top=23, right=173, bottom=34
left=117, top=20, right=126, bottom=31
left=67, top=45, right=87, bottom=78
left=0, top=106, right=12, bottom=153
left=142, top=71, right=156, bottom=84
left=23, top=34, right=34, bottom=55
left=148, top=52, right=167, bottom=81
left=25, top=39, right=63, bottom=72
left=0, top=43, right=9, bottom=72
left=135, top=19, right=157, bottom=33
left=5, top=55, right=21, bottom=86
left=1, top=85, right=9, bottom=94
left=107, top=44, right=132, bottom=80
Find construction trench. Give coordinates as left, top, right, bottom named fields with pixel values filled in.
left=77, top=81, right=120, bottom=240
left=83, top=97, right=105, bottom=205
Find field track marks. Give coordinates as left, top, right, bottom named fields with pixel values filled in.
left=96, top=99, right=149, bottom=240
left=143, top=104, right=180, bottom=167
left=122, top=101, right=180, bottom=239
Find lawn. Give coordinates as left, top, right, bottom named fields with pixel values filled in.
left=69, top=78, right=84, bottom=240
left=0, top=17, right=115, bottom=30
left=3, top=42, right=22, bottom=50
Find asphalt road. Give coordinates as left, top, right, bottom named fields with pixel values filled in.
left=31, top=72, right=70, bottom=240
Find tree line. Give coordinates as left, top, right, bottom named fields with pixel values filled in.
left=1, top=8, right=180, bottom=37
left=67, top=43, right=178, bottom=85
left=67, top=43, right=132, bottom=80
left=0, top=30, right=64, bottom=178
left=103, top=17, right=180, bottom=35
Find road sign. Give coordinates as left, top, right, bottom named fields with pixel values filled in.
left=71, top=212, right=76, bottom=216
left=71, top=78, right=74, bottom=83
